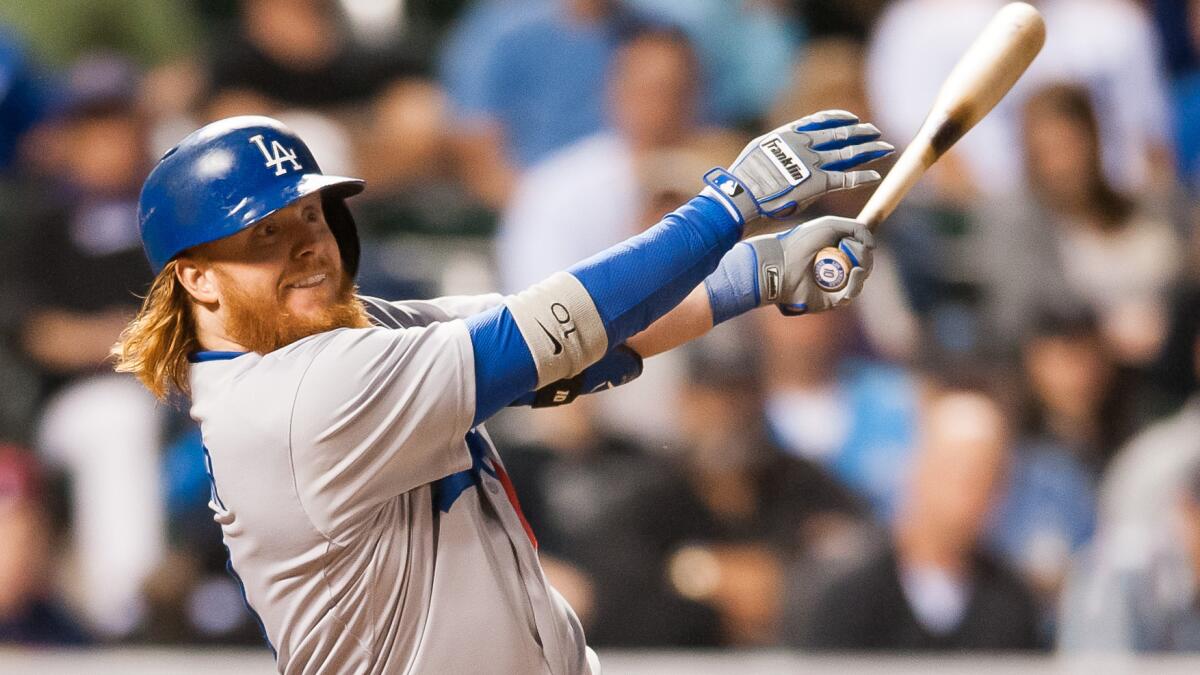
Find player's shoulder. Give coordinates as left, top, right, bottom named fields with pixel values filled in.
left=294, top=320, right=471, bottom=390
left=358, top=294, right=449, bottom=328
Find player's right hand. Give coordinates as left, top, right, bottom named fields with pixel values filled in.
left=700, top=110, right=892, bottom=237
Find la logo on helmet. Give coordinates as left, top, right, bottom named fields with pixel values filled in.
left=249, top=134, right=302, bottom=176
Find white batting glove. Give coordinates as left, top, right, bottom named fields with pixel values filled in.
left=704, top=215, right=875, bottom=323
left=701, top=110, right=893, bottom=237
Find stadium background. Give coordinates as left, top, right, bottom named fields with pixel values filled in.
left=1, top=0, right=1200, bottom=670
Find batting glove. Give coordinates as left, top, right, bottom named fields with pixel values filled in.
left=701, top=110, right=892, bottom=237
left=704, top=216, right=874, bottom=324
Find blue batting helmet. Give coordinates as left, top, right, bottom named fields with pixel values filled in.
left=137, top=115, right=365, bottom=275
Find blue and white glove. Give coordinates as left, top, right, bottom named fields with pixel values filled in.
left=701, top=110, right=893, bottom=236
left=704, top=216, right=874, bottom=323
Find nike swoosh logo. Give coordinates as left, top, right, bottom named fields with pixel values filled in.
left=536, top=320, right=563, bottom=355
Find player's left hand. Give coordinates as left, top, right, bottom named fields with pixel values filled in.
left=701, top=110, right=893, bottom=237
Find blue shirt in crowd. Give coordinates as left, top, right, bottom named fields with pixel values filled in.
left=441, top=0, right=616, bottom=168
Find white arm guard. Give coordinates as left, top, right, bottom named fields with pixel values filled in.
left=504, top=271, right=609, bottom=388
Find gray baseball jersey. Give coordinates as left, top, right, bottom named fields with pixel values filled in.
left=189, top=295, right=597, bottom=674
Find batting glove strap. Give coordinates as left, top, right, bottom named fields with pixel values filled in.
left=700, top=168, right=756, bottom=227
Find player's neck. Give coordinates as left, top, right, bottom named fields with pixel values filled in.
left=194, top=307, right=249, bottom=353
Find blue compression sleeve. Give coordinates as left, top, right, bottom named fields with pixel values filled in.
left=468, top=194, right=740, bottom=424
left=567, top=195, right=740, bottom=347
left=703, top=243, right=760, bottom=325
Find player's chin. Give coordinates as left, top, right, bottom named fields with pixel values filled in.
left=282, top=281, right=337, bottom=317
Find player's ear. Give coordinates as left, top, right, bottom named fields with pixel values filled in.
left=175, top=256, right=220, bottom=305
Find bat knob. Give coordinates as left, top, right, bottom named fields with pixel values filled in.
left=812, top=247, right=851, bottom=292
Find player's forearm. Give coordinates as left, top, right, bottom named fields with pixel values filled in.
left=465, top=195, right=740, bottom=424
left=625, top=285, right=713, bottom=359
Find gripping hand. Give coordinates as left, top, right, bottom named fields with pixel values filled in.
left=704, top=216, right=874, bottom=324
left=700, top=110, right=892, bottom=236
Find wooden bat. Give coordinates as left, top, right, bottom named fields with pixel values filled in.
left=813, top=1, right=1046, bottom=292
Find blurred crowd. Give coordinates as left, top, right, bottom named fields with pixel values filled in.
left=1, top=0, right=1200, bottom=655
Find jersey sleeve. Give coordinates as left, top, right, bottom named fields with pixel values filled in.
left=361, top=294, right=505, bottom=328
left=288, top=323, right=476, bottom=538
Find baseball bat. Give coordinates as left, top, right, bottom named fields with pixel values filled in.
left=813, top=1, right=1046, bottom=292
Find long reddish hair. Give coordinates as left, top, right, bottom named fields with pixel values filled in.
left=111, top=261, right=197, bottom=401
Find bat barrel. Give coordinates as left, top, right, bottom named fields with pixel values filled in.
left=816, top=2, right=1046, bottom=292
left=857, top=2, right=1045, bottom=231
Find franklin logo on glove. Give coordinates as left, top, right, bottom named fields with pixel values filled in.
left=760, top=135, right=810, bottom=185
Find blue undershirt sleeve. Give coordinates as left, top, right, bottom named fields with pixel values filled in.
left=467, top=194, right=741, bottom=425
left=567, top=195, right=740, bottom=347
left=465, top=306, right=537, bottom=425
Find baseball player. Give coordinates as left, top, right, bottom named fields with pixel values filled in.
left=113, top=112, right=890, bottom=673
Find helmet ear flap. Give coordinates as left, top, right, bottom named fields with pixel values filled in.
left=322, top=191, right=360, bottom=279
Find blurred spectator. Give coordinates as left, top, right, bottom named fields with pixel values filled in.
left=135, top=428, right=265, bottom=645
left=1095, top=329, right=1200, bottom=555
left=1151, top=0, right=1199, bottom=78
left=205, top=0, right=415, bottom=112
left=0, top=27, right=50, bottom=173
left=1168, top=0, right=1200, bottom=191
left=1059, top=457, right=1200, bottom=651
left=1032, top=0, right=1174, bottom=194
left=0, top=444, right=90, bottom=645
left=498, top=24, right=734, bottom=291
left=867, top=0, right=1172, bottom=203
left=623, top=0, right=799, bottom=125
left=10, top=54, right=165, bottom=639
left=985, top=312, right=1104, bottom=637
left=1057, top=258, right=1200, bottom=652
left=795, top=379, right=1042, bottom=651
left=971, top=84, right=1182, bottom=366
left=0, top=0, right=200, bottom=67
left=349, top=77, right=497, bottom=252
left=1018, top=309, right=1135, bottom=472
left=654, top=341, right=863, bottom=646
left=795, top=0, right=888, bottom=42
left=0, top=28, right=52, bottom=441
left=440, top=0, right=630, bottom=208
left=986, top=431, right=1095, bottom=637
left=503, top=400, right=722, bottom=647
left=344, top=76, right=498, bottom=300
left=12, top=54, right=152, bottom=390
left=757, top=308, right=918, bottom=522
left=496, top=25, right=738, bottom=445
left=508, top=332, right=865, bottom=647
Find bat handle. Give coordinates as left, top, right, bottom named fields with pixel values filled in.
left=811, top=246, right=853, bottom=293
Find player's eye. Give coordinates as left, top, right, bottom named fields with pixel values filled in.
left=303, top=207, right=320, bottom=223
left=258, top=223, right=280, bottom=238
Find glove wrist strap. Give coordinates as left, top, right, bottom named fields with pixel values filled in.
left=700, top=168, right=758, bottom=230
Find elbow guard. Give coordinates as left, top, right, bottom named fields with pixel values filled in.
left=504, top=270, right=608, bottom=388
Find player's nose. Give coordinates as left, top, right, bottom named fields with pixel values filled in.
left=290, top=223, right=319, bottom=260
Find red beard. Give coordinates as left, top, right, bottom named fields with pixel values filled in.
left=216, top=268, right=371, bottom=354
